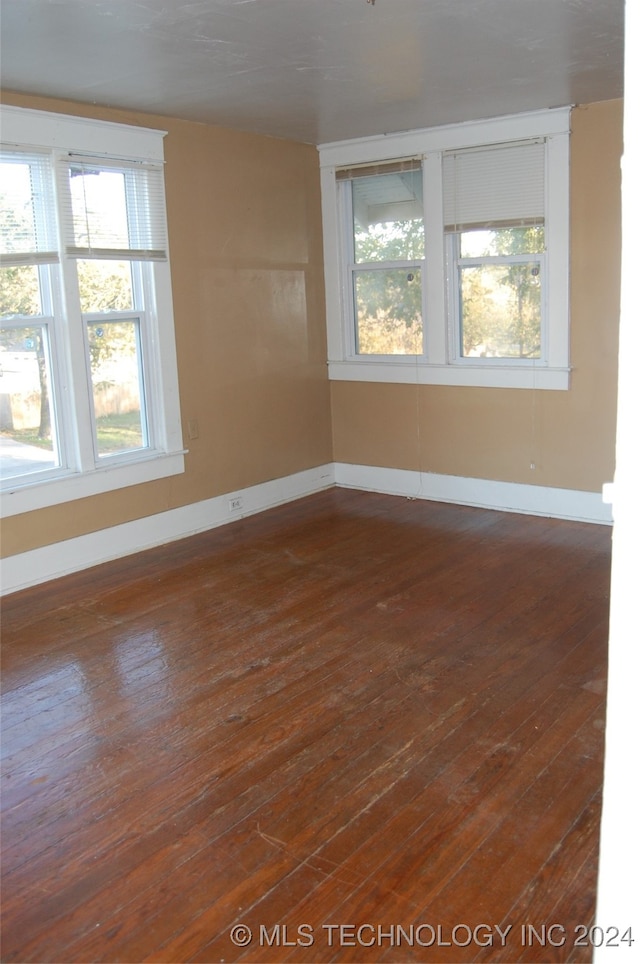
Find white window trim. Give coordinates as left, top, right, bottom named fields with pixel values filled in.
left=0, top=106, right=185, bottom=518
left=318, top=107, right=571, bottom=390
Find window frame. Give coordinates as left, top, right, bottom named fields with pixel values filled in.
left=319, top=107, right=571, bottom=390
left=0, top=106, right=184, bottom=518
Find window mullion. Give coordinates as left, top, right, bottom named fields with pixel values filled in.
left=59, top=258, right=98, bottom=469
left=43, top=263, right=75, bottom=472
left=423, top=152, right=446, bottom=364
left=445, top=232, right=462, bottom=363
left=52, top=156, right=96, bottom=471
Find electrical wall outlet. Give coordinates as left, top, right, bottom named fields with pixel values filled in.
left=229, top=497, right=243, bottom=512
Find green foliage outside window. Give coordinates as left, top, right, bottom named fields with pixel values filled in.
left=459, top=226, right=544, bottom=359
left=354, top=218, right=424, bottom=355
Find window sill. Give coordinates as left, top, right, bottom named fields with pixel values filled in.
left=327, top=360, right=570, bottom=391
left=1, top=450, right=186, bottom=518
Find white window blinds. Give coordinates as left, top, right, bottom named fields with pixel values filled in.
left=0, top=151, right=59, bottom=267
left=59, top=157, right=168, bottom=261
left=443, top=140, right=545, bottom=231
left=335, top=158, right=422, bottom=181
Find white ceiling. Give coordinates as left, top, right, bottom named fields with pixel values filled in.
left=0, top=0, right=625, bottom=146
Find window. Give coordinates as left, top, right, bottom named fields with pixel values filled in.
left=0, top=107, right=184, bottom=515
left=340, top=159, right=424, bottom=355
left=319, top=108, right=570, bottom=389
left=443, top=141, right=546, bottom=363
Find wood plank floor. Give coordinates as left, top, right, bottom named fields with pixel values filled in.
left=0, top=489, right=612, bottom=963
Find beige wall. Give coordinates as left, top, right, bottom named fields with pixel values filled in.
left=0, top=92, right=333, bottom=557
left=0, top=96, right=622, bottom=560
left=331, top=99, right=622, bottom=493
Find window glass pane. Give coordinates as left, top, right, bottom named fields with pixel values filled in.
left=0, top=265, right=42, bottom=316
left=460, top=263, right=542, bottom=358
left=77, top=260, right=134, bottom=313
left=354, top=268, right=422, bottom=355
left=0, top=324, right=59, bottom=478
left=460, top=226, right=545, bottom=258
left=70, top=166, right=130, bottom=250
left=87, top=319, right=147, bottom=457
left=65, top=161, right=167, bottom=259
left=352, top=170, right=424, bottom=263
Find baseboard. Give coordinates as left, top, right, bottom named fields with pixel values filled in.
left=0, top=463, right=336, bottom=596
left=334, top=463, right=613, bottom=525
left=1, top=461, right=611, bottom=595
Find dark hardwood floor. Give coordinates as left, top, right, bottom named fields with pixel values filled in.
left=0, top=489, right=612, bottom=963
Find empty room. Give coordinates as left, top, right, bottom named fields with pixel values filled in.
left=1, top=1, right=637, bottom=962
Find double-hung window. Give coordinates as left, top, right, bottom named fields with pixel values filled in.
left=1, top=150, right=61, bottom=476
left=320, top=108, right=570, bottom=389
left=339, top=159, right=424, bottom=356
left=443, top=140, right=547, bottom=363
left=0, top=107, right=184, bottom=516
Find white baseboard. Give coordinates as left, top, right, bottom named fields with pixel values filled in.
left=1, top=461, right=611, bottom=595
left=334, top=463, right=613, bottom=525
left=0, top=463, right=335, bottom=596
